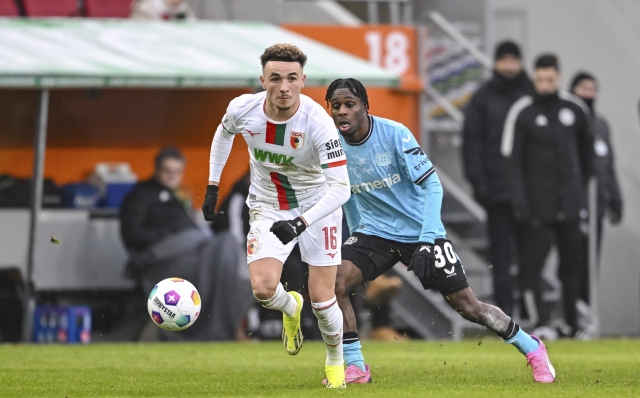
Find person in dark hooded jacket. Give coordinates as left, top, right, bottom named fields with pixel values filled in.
left=462, top=40, right=534, bottom=315
left=570, top=72, right=623, bottom=306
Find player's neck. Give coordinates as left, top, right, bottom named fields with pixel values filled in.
left=264, top=98, right=300, bottom=122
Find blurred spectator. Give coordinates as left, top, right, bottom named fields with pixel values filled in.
left=120, top=147, right=247, bottom=341
left=501, top=54, right=594, bottom=336
left=570, top=72, right=623, bottom=255
left=130, top=0, right=195, bottom=20
left=462, top=40, right=534, bottom=316
left=570, top=73, right=623, bottom=336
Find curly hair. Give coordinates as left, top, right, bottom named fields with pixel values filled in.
left=324, top=78, right=369, bottom=111
left=260, top=43, right=307, bottom=68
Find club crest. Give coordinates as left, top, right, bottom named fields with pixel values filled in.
left=247, top=237, right=259, bottom=255
left=290, top=132, right=305, bottom=149
left=375, top=152, right=392, bottom=167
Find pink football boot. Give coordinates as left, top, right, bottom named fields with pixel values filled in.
left=323, top=364, right=371, bottom=385
left=525, top=336, right=556, bottom=383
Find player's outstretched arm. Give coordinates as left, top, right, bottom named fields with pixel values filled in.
left=391, top=127, right=444, bottom=277
left=203, top=112, right=237, bottom=222
left=301, top=165, right=350, bottom=226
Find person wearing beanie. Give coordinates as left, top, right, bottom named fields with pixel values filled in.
left=461, top=40, right=533, bottom=316
left=570, top=72, right=623, bottom=325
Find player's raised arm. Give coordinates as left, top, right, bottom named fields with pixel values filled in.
left=202, top=104, right=239, bottom=221
left=300, top=117, right=351, bottom=227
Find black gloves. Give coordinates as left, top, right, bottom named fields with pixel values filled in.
left=407, top=242, right=436, bottom=279
left=201, top=185, right=223, bottom=222
left=270, top=217, right=306, bottom=245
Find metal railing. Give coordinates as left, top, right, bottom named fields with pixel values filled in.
left=281, top=0, right=412, bottom=25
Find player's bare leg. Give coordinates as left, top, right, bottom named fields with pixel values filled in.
left=444, top=287, right=555, bottom=383
left=330, top=260, right=371, bottom=384
left=249, top=258, right=303, bottom=355
left=335, top=260, right=363, bottom=334
left=308, top=264, right=345, bottom=388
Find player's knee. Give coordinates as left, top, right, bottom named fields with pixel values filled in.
left=335, top=273, right=358, bottom=300
left=252, top=279, right=277, bottom=300
left=335, top=261, right=361, bottom=300
left=334, top=277, right=349, bottom=300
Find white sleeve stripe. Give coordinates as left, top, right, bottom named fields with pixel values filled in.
left=501, top=96, right=533, bottom=157
left=559, top=90, right=590, bottom=115
left=415, top=167, right=435, bottom=185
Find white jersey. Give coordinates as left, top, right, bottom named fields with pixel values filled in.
left=220, top=91, right=347, bottom=210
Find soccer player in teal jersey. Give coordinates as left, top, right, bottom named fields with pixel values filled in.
left=324, top=78, right=556, bottom=384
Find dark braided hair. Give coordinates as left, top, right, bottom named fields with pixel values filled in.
left=325, top=78, right=369, bottom=111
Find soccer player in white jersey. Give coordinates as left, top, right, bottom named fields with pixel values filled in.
left=202, top=44, right=350, bottom=388
left=324, top=78, right=556, bottom=385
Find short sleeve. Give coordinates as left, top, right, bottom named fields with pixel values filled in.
left=394, top=127, right=434, bottom=185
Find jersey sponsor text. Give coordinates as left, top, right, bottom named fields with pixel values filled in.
left=351, top=173, right=401, bottom=193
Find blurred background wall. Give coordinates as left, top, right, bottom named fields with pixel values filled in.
left=491, top=0, right=640, bottom=338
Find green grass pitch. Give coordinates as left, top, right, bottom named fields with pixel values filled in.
left=0, top=339, right=638, bottom=397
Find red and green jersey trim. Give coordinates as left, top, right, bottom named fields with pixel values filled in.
left=321, top=159, right=347, bottom=169
left=270, top=172, right=299, bottom=210
left=266, top=122, right=286, bottom=146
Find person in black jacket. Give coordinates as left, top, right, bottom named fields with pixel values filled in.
left=120, top=148, right=197, bottom=252
left=502, top=54, right=595, bottom=335
left=120, top=147, right=247, bottom=341
left=570, top=72, right=623, bottom=306
left=462, top=40, right=534, bottom=315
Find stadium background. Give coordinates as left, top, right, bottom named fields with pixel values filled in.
left=0, top=0, right=638, bottom=343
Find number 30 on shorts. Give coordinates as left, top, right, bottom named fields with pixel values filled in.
left=434, top=241, right=458, bottom=268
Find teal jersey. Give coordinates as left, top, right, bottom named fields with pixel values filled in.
left=341, top=115, right=446, bottom=243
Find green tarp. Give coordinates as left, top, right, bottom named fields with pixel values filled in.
left=0, top=19, right=399, bottom=88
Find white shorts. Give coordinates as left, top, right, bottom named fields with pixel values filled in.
left=246, top=201, right=342, bottom=267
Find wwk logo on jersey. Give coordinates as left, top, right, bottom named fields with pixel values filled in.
left=254, top=149, right=294, bottom=165
left=290, top=132, right=305, bottom=149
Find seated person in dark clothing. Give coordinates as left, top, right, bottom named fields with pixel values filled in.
left=120, top=148, right=197, bottom=252
left=120, top=147, right=249, bottom=341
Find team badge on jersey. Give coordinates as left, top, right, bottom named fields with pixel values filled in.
left=290, top=132, right=305, bottom=149
left=559, top=108, right=575, bottom=126
left=375, top=152, right=392, bottom=167
left=247, top=237, right=259, bottom=255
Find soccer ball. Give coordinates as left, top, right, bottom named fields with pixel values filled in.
left=147, top=277, right=201, bottom=331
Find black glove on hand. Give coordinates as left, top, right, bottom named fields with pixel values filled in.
left=270, top=217, right=306, bottom=245
left=201, top=185, right=223, bottom=222
left=407, top=242, right=436, bottom=279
